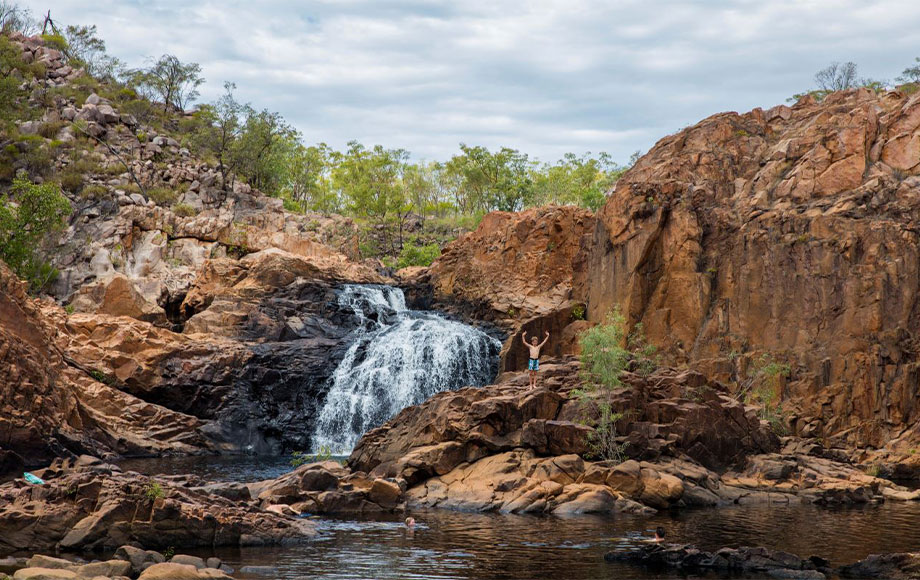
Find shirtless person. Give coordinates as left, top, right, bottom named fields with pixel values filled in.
left=522, top=330, right=550, bottom=389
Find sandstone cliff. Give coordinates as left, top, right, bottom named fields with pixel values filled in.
left=579, top=88, right=920, bottom=458
left=428, top=88, right=920, bottom=468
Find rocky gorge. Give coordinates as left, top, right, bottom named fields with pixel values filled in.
left=4, top=29, right=920, bottom=580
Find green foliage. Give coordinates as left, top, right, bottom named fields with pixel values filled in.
left=63, top=24, right=123, bottom=81
left=40, top=33, right=68, bottom=52
left=573, top=309, right=657, bottom=462
left=64, top=303, right=74, bottom=314
left=38, top=120, right=67, bottom=139
left=585, top=403, right=629, bottom=462
left=396, top=237, right=440, bottom=268
left=146, top=186, right=178, bottom=205
left=57, top=168, right=84, bottom=193
left=144, top=481, right=165, bottom=501
left=162, top=546, right=175, bottom=561
left=0, top=2, right=37, bottom=34
left=865, top=464, right=881, bottom=477
left=531, top=152, right=623, bottom=211
left=171, top=202, right=196, bottom=217
left=571, top=304, right=586, bottom=320
left=291, top=446, right=334, bottom=467
left=899, top=57, right=920, bottom=84
left=740, top=353, right=791, bottom=434
left=578, top=308, right=658, bottom=389
left=129, top=54, right=204, bottom=112
left=0, top=177, right=70, bottom=292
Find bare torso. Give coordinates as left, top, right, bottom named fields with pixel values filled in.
left=527, top=344, right=542, bottom=359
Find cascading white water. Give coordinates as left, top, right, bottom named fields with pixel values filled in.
left=312, top=284, right=501, bottom=454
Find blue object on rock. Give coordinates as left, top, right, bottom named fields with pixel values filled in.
left=23, top=472, right=44, bottom=485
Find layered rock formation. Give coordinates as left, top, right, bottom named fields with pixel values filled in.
left=0, top=261, right=212, bottom=465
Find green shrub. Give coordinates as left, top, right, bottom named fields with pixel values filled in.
left=40, top=34, right=69, bottom=52
left=739, top=353, right=791, bottom=434
left=38, top=120, right=67, bottom=139
left=144, top=481, right=165, bottom=501
left=571, top=304, right=586, bottom=320
left=146, top=186, right=178, bottom=205
left=0, top=177, right=71, bottom=292
left=172, top=203, right=196, bottom=217
left=396, top=238, right=441, bottom=268
left=57, top=169, right=84, bottom=193
left=290, top=446, right=335, bottom=467
left=573, top=308, right=658, bottom=462
left=20, top=143, right=55, bottom=177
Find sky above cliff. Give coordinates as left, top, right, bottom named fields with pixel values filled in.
left=24, top=0, right=920, bottom=164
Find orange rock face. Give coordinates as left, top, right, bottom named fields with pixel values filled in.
left=578, top=88, right=920, bottom=450
left=427, top=206, right=595, bottom=321
left=0, top=262, right=212, bottom=464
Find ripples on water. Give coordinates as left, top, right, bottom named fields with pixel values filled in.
left=169, top=503, right=920, bottom=580
left=119, top=457, right=920, bottom=579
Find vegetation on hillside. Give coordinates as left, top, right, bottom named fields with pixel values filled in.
left=789, top=59, right=919, bottom=102
left=0, top=2, right=634, bottom=270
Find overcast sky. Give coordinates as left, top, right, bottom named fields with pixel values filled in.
left=22, top=0, right=920, bottom=164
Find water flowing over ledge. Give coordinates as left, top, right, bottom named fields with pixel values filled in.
left=312, top=285, right=501, bottom=453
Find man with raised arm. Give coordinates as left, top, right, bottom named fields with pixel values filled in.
left=522, top=330, right=550, bottom=389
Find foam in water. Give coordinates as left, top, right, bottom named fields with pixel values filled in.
left=312, top=285, right=501, bottom=453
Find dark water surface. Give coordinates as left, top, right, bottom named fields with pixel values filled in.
left=121, top=458, right=920, bottom=580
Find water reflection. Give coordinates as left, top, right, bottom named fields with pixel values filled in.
left=172, top=503, right=920, bottom=580
left=118, top=457, right=920, bottom=579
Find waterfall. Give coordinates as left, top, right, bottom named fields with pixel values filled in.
left=311, top=284, right=501, bottom=454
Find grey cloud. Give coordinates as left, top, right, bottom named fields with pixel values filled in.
left=25, top=0, right=920, bottom=162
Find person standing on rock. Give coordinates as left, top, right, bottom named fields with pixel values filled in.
left=522, top=330, right=550, bottom=389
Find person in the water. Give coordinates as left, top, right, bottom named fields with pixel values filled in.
left=653, top=527, right=666, bottom=542
left=405, top=517, right=416, bottom=528
left=522, top=330, right=550, bottom=389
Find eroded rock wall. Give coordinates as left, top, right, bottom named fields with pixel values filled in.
left=577, top=89, right=920, bottom=451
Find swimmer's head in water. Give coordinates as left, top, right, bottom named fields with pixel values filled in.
left=655, top=527, right=666, bottom=539
left=405, top=517, right=416, bottom=527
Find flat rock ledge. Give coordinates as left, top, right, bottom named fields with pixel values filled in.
left=606, top=543, right=920, bottom=579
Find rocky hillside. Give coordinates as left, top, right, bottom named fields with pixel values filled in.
left=0, top=32, right=393, bottom=465
left=429, top=87, right=920, bottom=472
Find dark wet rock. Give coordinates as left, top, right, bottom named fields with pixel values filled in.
left=605, top=544, right=830, bottom=579
left=0, top=450, right=24, bottom=484
left=838, top=552, right=920, bottom=579
left=112, top=545, right=166, bottom=576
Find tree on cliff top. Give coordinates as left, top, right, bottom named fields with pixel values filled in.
left=0, top=177, right=71, bottom=292
left=131, top=54, right=204, bottom=112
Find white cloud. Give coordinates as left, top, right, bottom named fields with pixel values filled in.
left=24, top=0, right=920, bottom=162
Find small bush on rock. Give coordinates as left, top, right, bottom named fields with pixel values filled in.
left=147, top=186, right=178, bottom=205
left=574, top=308, right=658, bottom=462
left=171, top=202, right=196, bottom=217
left=145, top=481, right=165, bottom=501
